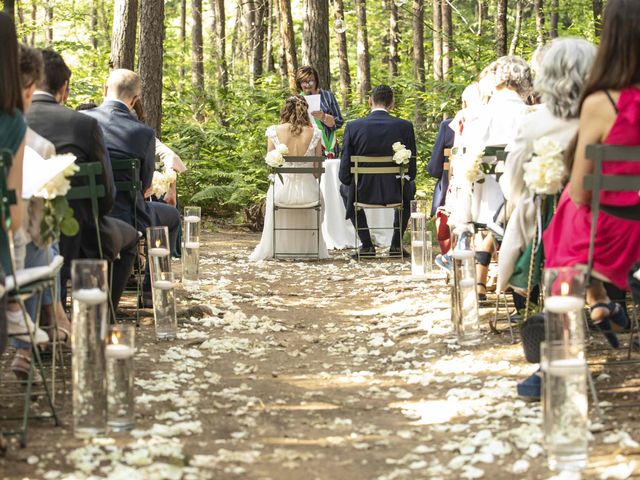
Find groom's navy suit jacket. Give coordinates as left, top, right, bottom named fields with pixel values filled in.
left=339, top=110, right=417, bottom=219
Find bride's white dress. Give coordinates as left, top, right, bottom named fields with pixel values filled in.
left=249, top=126, right=329, bottom=261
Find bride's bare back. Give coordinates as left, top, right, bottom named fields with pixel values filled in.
left=268, top=123, right=319, bottom=156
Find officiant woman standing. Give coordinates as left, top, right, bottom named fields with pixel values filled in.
left=296, top=66, right=344, bottom=158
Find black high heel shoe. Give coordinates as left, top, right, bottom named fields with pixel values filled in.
left=590, top=301, right=628, bottom=349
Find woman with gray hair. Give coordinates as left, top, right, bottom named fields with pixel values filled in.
left=495, top=38, right=597, bottom=400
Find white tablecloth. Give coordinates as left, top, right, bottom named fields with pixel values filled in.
left=320, top=159, right=394, bottom=249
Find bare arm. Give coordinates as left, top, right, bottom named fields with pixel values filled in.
left=8, top=139, right=25, bottom=232
left=569, top=92, right=618, bottom=205
left=267, top=139, right=275, bottom=152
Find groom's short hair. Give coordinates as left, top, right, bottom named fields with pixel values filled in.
left=371, top=85, right=394, bottom=108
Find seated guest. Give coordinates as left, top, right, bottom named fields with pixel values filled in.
left=25, top=49, right=137, bottom=312
left=84, top=69, right=180, bottom=304
left=543, top=0, right=640, bottom=349
left=339, top=85, right=417, bottom=257
left=426, top=118, right=454, bottom=254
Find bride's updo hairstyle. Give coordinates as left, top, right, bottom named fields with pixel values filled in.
left=280, top=95, right=311, bottom=136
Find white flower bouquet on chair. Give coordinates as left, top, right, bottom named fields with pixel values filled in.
left=392, top=142, right=412, bottom=165
left=151, top=167, right=177, bottom=198
left=523, top=138, right=566, bottom=195
left=265, top=144, right=289, bottom=168
left=451, top=147, right=486, bottom=185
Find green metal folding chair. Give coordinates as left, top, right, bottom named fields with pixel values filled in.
left=0, top=149, right=61, bottom=447
left=350, top=155, right=407, bottom=261
left=272, top=156, right=324, bottom=260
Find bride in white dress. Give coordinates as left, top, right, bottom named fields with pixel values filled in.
left=249, top=95, right=329, bottom=261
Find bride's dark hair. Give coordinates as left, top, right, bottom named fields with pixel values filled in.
left=280, top=95, right=311, bottom=135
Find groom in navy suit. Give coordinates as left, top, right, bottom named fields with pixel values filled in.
left=339, top=85, right=417, bottom=256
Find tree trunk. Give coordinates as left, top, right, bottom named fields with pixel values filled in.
left=29, top=0, right=35, bottom=45
left=276, top=0, right=287, bottom=79
left=278, top=0, right=298, bottom=92
left=110, top=0, right=138, bottom=70
left=388, top=0, right=399, bottom=78
left=229, top=3, right=241, bottom=74
left=432, top=0, right=442, bottom=81
left=334, top=0, right=351, bottom=108
left=265, top=0, right=275, bottom=73
left=494, top=0, right=507, bottom=57
left=550, top=0, right=559, bottom=38
left=191, top=0, right=204, bottom=119
left=508, top=0, right=522, bottom=56
left=592, top=0, right=603, bottom=38
left=138, top=0, right=164, bottom=135
left=90, top=0, right=98, bottom=49
left=179, top=0, right=186, bottom=80
left=303, top=0, right=330, bottom=88
left=534, top=0, right=546, bottom=48
left=354, top=0, right=370, bottom=102
left=3, top=0, right=14, bottom=22
left=100, top=0, right=111, bottom=46
left=251, top=0, right=267, bottom=82
left=45, top=5, right=53, bottom=43
left=412, top=0, right=424, bottom=88
left=441, top=0, right=452, bottom=79
left=211, top=0, right=228, bottom=89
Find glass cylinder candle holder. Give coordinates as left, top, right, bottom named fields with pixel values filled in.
left=71, top=259, right=109, bottom=437
left=182, top=206, right=201, bottom=289
left=541, top=341, right=588, bottom=472
left=451, top=224, right=481, bottom=345
left=107, top=324, right=136, bottom=432
left=146, top=226, right=171, bottom=280
left=543, top=267, right=587, bottom=345
left=152, top=271, right=177, bottom=340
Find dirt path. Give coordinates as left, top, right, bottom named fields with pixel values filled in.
left=2, top=227, right=639, bottom=479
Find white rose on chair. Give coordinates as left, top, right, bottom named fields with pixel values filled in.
left=392, top=142, right=412, bottom=165
left=151, top=167, right=177, bottom=197
left=523, top=138, right=566, bottom=195
left=265, top=144, right=289, bottom=168
left=452, top=147, right=485, bottom=185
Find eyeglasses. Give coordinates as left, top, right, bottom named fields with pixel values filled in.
left=300, top=79, right=316, bottom=86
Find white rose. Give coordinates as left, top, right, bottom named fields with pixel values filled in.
left=533, top=137, right=563, bottom=159
left=265, top=150, right=284, bottom=168
left=392, top=142, right=405, bottom=152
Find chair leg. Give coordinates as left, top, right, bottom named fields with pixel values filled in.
left=355, top=207, right=359, bottom=261
left=587, top=368, right=604, bottom=425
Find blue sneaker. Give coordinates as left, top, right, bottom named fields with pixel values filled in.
left=435, top=253, right=453, bottom=272
left=517, top=372, right=541, bottom=401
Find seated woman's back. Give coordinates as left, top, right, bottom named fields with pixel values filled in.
left=274, top=123, right=315, bottom=156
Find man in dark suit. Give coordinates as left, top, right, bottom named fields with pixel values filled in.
left=84, top=69, right=180, bottom=304
left=26, top=49, right=137, bottom=309
left=427, top=119, right=454, bottom=217
left=339, top=85, right=417, bottom=257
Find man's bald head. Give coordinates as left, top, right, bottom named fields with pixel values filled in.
left=105, top=69, right=141, bottom=105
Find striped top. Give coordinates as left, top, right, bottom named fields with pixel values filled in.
left=318, top=89, right=344, bottom=154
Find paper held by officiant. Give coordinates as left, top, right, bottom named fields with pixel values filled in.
left=21, top=147, right=77, bottom=199
left=304, top=94, right=321, bottom=114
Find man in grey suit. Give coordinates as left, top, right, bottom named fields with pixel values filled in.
left=84, top=69, right=180, bottom=305
left=26, top=49, right=137, bottom=310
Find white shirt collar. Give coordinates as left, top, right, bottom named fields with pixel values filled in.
left=34, top=90, right=56, bottom=100
left=371, top=107, right=389, bottom=113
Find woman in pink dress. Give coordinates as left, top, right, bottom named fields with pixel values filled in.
left=542, top=0, right=640, bottom=348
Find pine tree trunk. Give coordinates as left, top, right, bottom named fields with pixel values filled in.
left=138, top=0, right=164, bottom=135
left=192, top=0, right=204, bottom=119
left=441, top=0, right=452, bottom=79
left=432, top=0, right=442, bottom=81
left=388, top=0, right=399, bottom=78
left=412, top=0, right=425, bottom=88
left=110, top=0, right=138, bottom=70
left=3, top=0, right=15, bottom=21
left=508, top=0, right=522, bottom=55
left=334, top=0, right=351, bottom=108
left=592, top=0, right=603, bottom=38
left=251, top=0, right=267, bottom=82
left=276, top=0, right=287, bottom=79
left=230, top=3, right=241, bottom=75
left=303, top=0, right=330, bottom=88
left=91, top=0, right=98, bottom=49
left=550, top=0, right=559, bottom=38
left=494, top=0, right=507, bottom=57
left=354, top=0, right=370, bottom=102
left=534, top=0, right=546, bottom=48
left=265, top=0, right=275, bottom=73
left=179, top=0, right=186, bottom=80
left=45, top=5, right=53, bottom=43
left=278, top=0, right=298, bottom=91
left=211, top=0, right=228, bottom=89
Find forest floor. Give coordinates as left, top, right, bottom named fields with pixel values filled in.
left=2, top=226, right=640, bottom=480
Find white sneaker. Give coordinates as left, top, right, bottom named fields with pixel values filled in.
left=6, top=309, right=49, bottom=345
